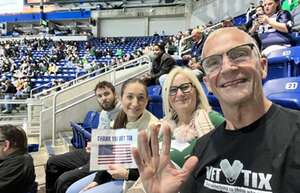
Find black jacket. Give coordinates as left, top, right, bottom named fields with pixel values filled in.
left=0, top=151, right=36, bottom=193
left=151, top=53, right=176, bottom=83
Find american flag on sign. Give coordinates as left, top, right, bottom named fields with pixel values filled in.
left=97, top=144, right=133, bottom=165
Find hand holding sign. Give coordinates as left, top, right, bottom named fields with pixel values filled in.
left=90, top=129, right=138, bottom=171
left=107, top=164, right=129, bottom=180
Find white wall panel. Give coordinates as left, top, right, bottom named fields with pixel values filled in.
left=149, top=17, right=185, bottom=35
left=100, top=18, right=147, bottom=37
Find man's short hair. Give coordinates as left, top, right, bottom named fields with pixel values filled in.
left=0, top=124, right=28, bottom=153
left=94, top=81, right=115, bottom=94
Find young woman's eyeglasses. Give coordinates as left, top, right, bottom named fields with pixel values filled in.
left=169, top=82, right=194, bottom=96
left=201, top=43, right=259, bottom=75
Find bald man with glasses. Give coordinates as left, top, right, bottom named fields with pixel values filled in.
left=132, top=27, right=300, bottom=193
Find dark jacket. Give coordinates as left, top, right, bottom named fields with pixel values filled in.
left=151, top=53, right=176, bottom=83
left=4, top=83, right=17, bottom=94
left=0, top=151, right=36, bottom=193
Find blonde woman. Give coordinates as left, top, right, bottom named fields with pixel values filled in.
left=160, top=66, right=224, bottom=167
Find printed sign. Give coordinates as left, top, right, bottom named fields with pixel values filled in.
left=90, top=129, right=138, bottom=171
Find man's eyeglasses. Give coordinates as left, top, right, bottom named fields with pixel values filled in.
left=169, top=82, right=194, bottom=96
left=201, top=43, right=258, bottom=75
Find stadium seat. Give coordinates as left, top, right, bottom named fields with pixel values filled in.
left=70, top=121, right=91, bottom=149
left=200, top=82, right=222, bottom=114
left=147, top=85, right=164, bottom=118
left=69, top=111, right=99, bottom=148
left=81, top=111, right=100, bottom=132
left=266, top=48, right=293, bottom=81
left=292, top=32, right=300, bottom=46
left=264, top=77, right=300, bottom=110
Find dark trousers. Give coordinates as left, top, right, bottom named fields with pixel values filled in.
left=45, top=149, right=91, bottom=193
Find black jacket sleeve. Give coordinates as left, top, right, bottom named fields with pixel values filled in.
left=93, top=168, right=139, bottom=184
left=93, top=170, right=113, bottom=185
left=128, top=168, right=139, bottom=181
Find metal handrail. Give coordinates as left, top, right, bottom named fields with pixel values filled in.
left=0, top=99, right=28, bottom=104
left=51, top=55, right=151, bottom=145
left=30, top=83, right=52, bottom=98
left=178, top=34, right=193, bottom=57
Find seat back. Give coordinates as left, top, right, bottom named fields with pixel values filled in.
left=82, top=111, right=100, bottom=131
left=70, top=121, right=89, bottom=149
left=200, top=82, right=222, bottom=114
left=147, top=85, right=163, bottom=118
left=264, top=77, right=300, bottom=110
left=266, top=48, right=292, bottom=81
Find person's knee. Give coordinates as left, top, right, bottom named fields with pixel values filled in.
left=55, top=173, right=73, bottom=193
left=46, top=157, right=57, bottom=171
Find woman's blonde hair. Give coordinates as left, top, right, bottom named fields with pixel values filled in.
left=162, top=67, right=211, bottom=121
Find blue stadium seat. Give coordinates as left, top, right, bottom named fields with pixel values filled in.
left=70, top=121, right=91, bottom=149
left=147, top=85, right=164, bottom=118
left=292, top=32, right=300, bottom=46
left=266, top=48, right=293, bottom=81
left=233, top=14, right=247, bottom=26
left=81, top=111, right=100, bottom=132
left=289, top=46, right=300, bottom=76
left=200, top=82, right=222, bottom=114
left=264, top=77, right=300, bottom=110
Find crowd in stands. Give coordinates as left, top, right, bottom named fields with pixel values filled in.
left=0, top=35, right=163, bottom=108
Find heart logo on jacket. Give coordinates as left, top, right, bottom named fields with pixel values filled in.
left=219, top=159, right=244, bottom=185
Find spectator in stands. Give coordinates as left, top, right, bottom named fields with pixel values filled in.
left=0, top=124, right=36, bottom=193
left=249, top=0, right=294, bottom=56
left=45, top=81, right=122, bottom=193
left=133, top=27, right=300, bottom=193
left=246, top=5, right=265, bottom=31
left=246, top=2, right=257, bottom=24
left=182, top=27, right=206, bottom=61
left=1, top=80, right=17, bottom=114
left=187, top=57, right=205, bottom=80
left=281, top=0, right=299, bottom=12
left=222, top=16, right=234, bottom=27
left=66, top=78, right=158, bottom=193
left=291, top=0, right=300, bottom=30
left=143, top=42, right=176, bottom=86
left=48, top=63, right=59, bottom=75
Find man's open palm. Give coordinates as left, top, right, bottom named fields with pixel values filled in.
left=132, top=125, right=198, bottom=193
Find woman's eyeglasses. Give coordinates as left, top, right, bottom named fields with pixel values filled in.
left=169, top=82, right=194, bottom=96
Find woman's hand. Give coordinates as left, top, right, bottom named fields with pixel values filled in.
left=81, top=181, right=98, bottom=192
left=107, top=164, right=129, bottom=180
left=85, top=142, right=91, bottom=153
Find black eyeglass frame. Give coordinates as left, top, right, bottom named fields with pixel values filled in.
left=200, top=43, right=259, bottom=75
left=169, top=82, right=194, bottom=96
